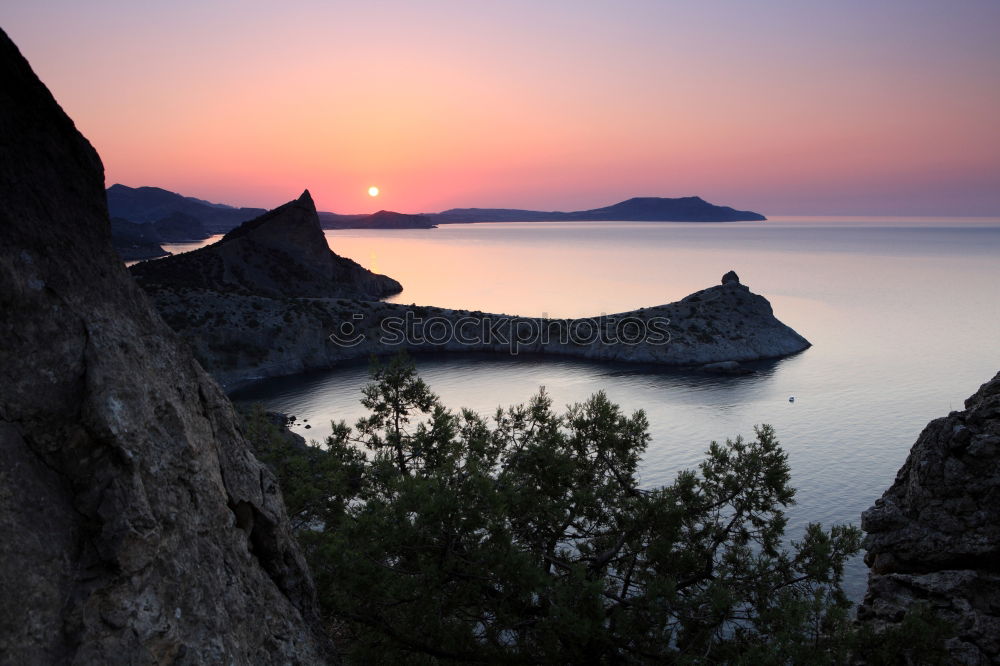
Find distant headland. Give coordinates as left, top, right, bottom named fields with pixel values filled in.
left=429, top=197, right=766, bottom=223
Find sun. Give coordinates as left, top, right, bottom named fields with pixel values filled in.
left=368, top=185, right=379, bottom=197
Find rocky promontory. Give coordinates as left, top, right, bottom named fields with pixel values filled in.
left=131, top=191, right=402, bottom=300
left=859, top=371, right=1000, bottom=664
left=0, top=29, right=332, bottom=663
left=140, top=268, right=810, bottom=388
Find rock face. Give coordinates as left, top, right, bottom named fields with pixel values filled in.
left=859, top=371, right=1000, bottom=664
left=721, top=270, right=740, bottom=285
left=131, top=191, right=402, bottom=299
left=0, top=28, right=332, bottom=664
left=141, top=272, right=810, bottom=389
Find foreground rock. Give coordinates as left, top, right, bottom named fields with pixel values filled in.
left=140, top=268, right=810, bottom=389
left=0, top=29, right=332, bottom=663
left=859, top=371, right=1000, bottom=664
left=131, top=191, right=402, bottom=300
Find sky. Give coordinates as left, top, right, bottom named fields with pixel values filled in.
left=3, top=1, right=999, bottom=216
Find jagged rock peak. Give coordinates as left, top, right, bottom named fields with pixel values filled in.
left=0, top=27, right=333, bottom=663
left=858, top=370, right=1000, bottom=663
left=721, top=270, right=740, bottom=285
left=131, top=189, right=402, bottom=299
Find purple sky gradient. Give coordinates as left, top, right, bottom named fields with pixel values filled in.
left=3, top=1, right=999, bottom=215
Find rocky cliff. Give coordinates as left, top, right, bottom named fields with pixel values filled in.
left=130, top=191, right=402, bottom=299
left=859, top=371, right=1000, bottom=664
left=0, top=28, right=333, bottom=664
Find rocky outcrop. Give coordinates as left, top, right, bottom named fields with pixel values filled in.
left=130, top=191, right=402, bottom=299
left=858, top=371, right=1000, bottom=664
left=0, top=28, right=332, bottom=664
left=142, top=273, right=810, bottom=389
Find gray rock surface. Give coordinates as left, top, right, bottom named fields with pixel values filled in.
left=0, top=28, right=333, bottom=664
left=131, top=191, right=401, bottom=300
left=858, top=371, right=1000, bottom=664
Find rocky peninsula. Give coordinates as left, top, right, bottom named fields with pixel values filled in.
left=130, top=194, right=810, bottom=388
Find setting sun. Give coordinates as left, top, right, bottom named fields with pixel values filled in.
left=368, top=186, right=379, bottom=197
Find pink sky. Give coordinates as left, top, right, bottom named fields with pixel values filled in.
left=4, top=1, right=999, bottom=215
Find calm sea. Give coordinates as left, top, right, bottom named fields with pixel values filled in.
left=220, top=216, right=1000, bottom=602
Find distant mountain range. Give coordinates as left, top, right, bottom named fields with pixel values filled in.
left=106, top=185, right=765, bottom=243
left=107, top=184, right=267, bottom=234
left=430, top=197, right=765, bottom=223
left=108, top=185, right=436, bottom=233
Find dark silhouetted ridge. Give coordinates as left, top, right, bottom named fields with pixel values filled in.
left=432, top=195, right=765, bottom=223
left=107, top=183, right=267, bottom=233
left=131, top=188, right=401, bottom=299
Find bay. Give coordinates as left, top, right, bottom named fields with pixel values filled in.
left=227, top=216, right=1000, bottom=601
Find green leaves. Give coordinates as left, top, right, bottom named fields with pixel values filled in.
left=245, top=354, right=872, bottom=663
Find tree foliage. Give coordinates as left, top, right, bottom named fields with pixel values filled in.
left=249, top=354, right=875, bottom=663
